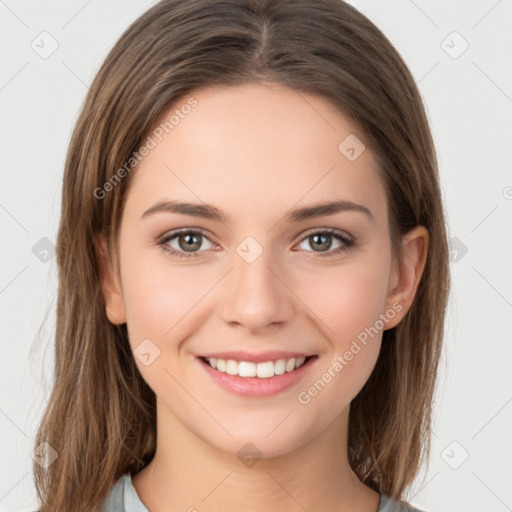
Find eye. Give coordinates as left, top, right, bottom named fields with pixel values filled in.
left=157, top=227, right=356, bottom=260
left=158, top=228, right=215, bottom=259
left=295, top=229, right=355, bottom=258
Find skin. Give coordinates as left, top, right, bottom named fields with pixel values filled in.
left=98, top=82, right=428, bottom=512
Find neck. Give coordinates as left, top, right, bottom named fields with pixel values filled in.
left=132, top=401, right=380, bottom=512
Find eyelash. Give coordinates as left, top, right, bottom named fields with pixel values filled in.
left=157, top=227, right=356, bottom=260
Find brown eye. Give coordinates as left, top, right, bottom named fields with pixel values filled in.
left=307, top=233, right=334, bottom=252
left=296, top=229, right=355, bottom=258
left=176, top=232, right=203, bottom=252
left=159, top=229, right=215, bottom=258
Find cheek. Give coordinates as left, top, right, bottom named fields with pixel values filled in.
left=294, top=269, right=387, bottom=409
left=119, top=254, right=214, bottom=392
left=120, top=242, right=220, bottom=353
left=292, top=253, right=392, bottom=403
left=297, top=257, right=391, bottom=344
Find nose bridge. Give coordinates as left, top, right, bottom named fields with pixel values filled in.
left=219, top=234, right=294, bottom=330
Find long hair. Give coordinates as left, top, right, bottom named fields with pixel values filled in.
left=33, top=1, right=450, bottom=510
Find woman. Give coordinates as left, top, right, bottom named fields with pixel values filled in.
left=33, top=1, right=450, bottom=511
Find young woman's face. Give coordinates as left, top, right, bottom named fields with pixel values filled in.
left=103, top=82, right=420, bottom=458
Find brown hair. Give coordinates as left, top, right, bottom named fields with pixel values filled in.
left=33, top=0, right=450, bottom=510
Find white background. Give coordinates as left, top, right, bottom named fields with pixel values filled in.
left=1, top=1, right=511, bottom=511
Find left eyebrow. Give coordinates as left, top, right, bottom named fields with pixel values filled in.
left=139, top=199, right=374, bottom=223
left=285, top=200, right=374, bottom=223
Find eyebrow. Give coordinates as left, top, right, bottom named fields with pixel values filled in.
left=140, top=199, right=374, bottom=223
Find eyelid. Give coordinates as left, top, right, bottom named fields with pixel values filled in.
left=156, top=227, right=217, bottom=258
left=296, top=226, right=354, bottom=244
left=158, top=226, right=354, bottom=248
left=157, top=226, right=356, bottom=260
left=158, top=227, right=218, bottom=245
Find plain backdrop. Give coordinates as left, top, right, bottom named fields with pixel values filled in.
left=1, top=1, right=511, bottom=511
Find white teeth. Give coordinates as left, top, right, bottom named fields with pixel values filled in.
left=226, top=359, right=238, bottom=375
left=256, top=361, right=274, bottom=378
left=274, top=359, right=286, bottom=375
left=216, top=358, right=227, bottom=372
left=238, top=361, right=257, bottom=377
left=205, top=356, right=309, bottom=378
left=285, top=358, right=296, bottom=372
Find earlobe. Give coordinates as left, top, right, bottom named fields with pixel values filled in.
left=95, top=235, right=127, bottom=325
left=384, top=226, right=429, bottom=329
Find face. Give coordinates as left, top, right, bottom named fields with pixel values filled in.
left=99, top=82, right=426, bottom=459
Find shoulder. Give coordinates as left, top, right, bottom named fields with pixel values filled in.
left=378, top=493, right=428, bottom=512
left=100, top=474, right=127, bottom=512
left=101, top=473, right=149, bottom=512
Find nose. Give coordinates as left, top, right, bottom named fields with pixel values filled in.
left=219, top=243, right=295, bottom=332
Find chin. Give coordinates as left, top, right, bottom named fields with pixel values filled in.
left=201, top=423, right=314, bottom=464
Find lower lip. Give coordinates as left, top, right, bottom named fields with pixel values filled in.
left=197, top=356, right=318, bottom=397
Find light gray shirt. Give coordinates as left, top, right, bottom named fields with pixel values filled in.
left=101, top=473, right=427, bottom=512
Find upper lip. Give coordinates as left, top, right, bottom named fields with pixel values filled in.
left=199, top=350, right=315, bottom=363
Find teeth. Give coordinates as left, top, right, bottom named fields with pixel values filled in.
left=205, top=356, right=307, bottom=378
left=226, top=359, right=238, bottom=375
left=239, top=361, right=257, bottom=377
left=295, top=356, right=306, bottom=368
left=274, top=359, right=286, bottom=375
left=216, top=358, right=226, bottom=372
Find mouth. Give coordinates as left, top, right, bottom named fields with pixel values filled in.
left=198, top=354, right=317, bottom=378
left=197, top=354, right=318, bottom=397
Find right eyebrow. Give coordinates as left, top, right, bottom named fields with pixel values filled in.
left=140, top=200, right=225, bottom=222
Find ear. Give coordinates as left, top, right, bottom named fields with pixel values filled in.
left=95, top=234, right=127, bottom=325
left=384, top=226, right=429, bottom=330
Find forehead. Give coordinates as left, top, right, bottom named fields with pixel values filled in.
left=124, top=82, right=388, bottom=226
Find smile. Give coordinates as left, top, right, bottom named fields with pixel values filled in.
left=201, top=355, right=312, bottom=378
left=197, top=354, right=319, bottom=397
